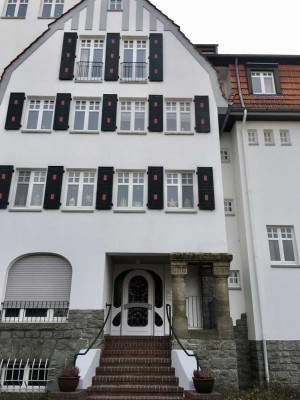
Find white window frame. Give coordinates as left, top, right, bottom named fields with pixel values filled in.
left=115, top=171, right=146, bottom=211
left=121, top=39, right=147, bottom=81
left=63, top=170, right=96, bottom=210
left=23, top=98, right=55, bottom=132
left=119, top=100, right=147, bottom=133
left=76, top=38, right=104, bottom=81
left=251, top=71, right=276, bottom=95
left=11, top=170, right=46, bottom=210
left=247, top=129, right=258, bottom=145
left=165, top=101, right=192, bottom=133
left=224, top=199, right=234, bottom=216
left=279, top=129, right=291, bottom=146
left=165, top=171, right=196, bottom=211
left=263, top=129, right=275, bottom=145
left=228, top=271, right=241, bottom=289
left=40, top=0, right=64, bottom=18
left=267, top=226, right=298, bottom=266
left=4, top=0, right=28, bottom=18
left=108, top=0, right=122, bottom=10
left=220, top=148, right=230, bottom=163
left=72, top=99, right=101, bottom=132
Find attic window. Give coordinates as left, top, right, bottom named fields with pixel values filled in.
left=108, top=0, right=122, bottom=10
left=246, top=63, right=281, bottom=95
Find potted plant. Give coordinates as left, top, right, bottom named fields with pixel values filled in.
left=57, top=365, right=80, bottom=392
left=192, top=368, right=215, bottom=393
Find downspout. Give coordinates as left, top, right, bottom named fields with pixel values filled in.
left=235, top=58, right=270, bottom=384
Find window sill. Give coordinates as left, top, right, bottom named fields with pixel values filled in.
left=117, top=131, right=147, bottom=135
left=165, top=132, right=194, bottom=136
left=1, top=16, right=26, bottom=19
left=114, top=209, right=146, bottom=213
left=74, top=79, right=103, bottom=83
left=271, top=264, right=300, bottom=268
left=225, top=213, right=235, bottom=217
left=9, top=208, right=42, bottom=212
left=248, top=143, right=259, bottom=146
left=21, top=129, right=52, bottom=134
left=69, top=130, right=99, bottom=134
left=281, top=143, right=292, bottom=146
left=61, top=208, right=94, bottom=213
left=107, top=9, right=123, bottom=12
left=165, top=209, right=197, bottom=214
left=38, top=16, right=57, bottom=19
left=119, top=80, right=148, bottom=84
left=264, top=143, right=275, bottom=146
left=228, top=287, right=242, bottom=290
left=251, top=93, right=281, bottom=96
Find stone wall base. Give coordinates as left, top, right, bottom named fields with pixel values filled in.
left=48, top=390, right=87, bottom=399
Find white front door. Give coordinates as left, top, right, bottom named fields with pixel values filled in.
left=121, top=270, right=154, bottom=335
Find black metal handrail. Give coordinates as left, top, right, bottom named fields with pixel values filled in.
left=73, top=303, right=112, bottom=366
left=165, top=304, right=200, bottom=370
left=76, top=61, right=103, bottom=80
left=121, top=62, right=147, bottom=81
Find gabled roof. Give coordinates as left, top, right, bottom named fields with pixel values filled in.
left=0, top=0, right=228, bottom=111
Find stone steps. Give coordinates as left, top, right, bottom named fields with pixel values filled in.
left=87, top=336, right=184, bottom=400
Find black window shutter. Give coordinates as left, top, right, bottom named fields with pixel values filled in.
left=53, top=93, right=71, bottom=130
left=59, top=32, right=77, bottom=80
left=149, top=33, right=163, bottom=82
left=197, top=167, right=215, bottom=210
left=96, top=167, right=114, bottom=210
left=0, top=165, right=14, bottom=209
left=5, top=93, right=25, bottom=130
left=147, top=167, right=164, bottom=210
left=104, top=33, right=120, bottom=81
left=148, top=95, right=163, bottom=132
left=43, top=166, right=64, bottom=210
left=194, top=96, right=210, bottom=133
left=101, top=94, right=117, bottom=131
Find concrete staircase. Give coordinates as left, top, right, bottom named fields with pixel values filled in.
left=87, top=335, right=184, bottom=400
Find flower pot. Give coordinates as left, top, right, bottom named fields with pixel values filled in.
left=192, top=377, right=215, bottom=393
left=57, top=376, right=80, bottom=392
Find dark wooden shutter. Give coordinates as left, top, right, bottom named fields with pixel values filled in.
left=147, top=167, right=164, bottom=210
left=0, top=165, right=14, bottom=209
left=101, top=94, right=117, bottom=131
left=148, top=95, right=163, bottom=132
left=149, top=33, right=163, bottom=82
left=59, top=32, right=77, bottom=80
left=104, top=33, right=120, bottom=81
left=197, top=167, right=215, bottom=210
left=53, top=93, right=71, bottom=130
left=96, top=167, right=114, bottom=210
left=43, top=166, right=64, bottom=210
left=5, top=93, right=25, bottom=130
left=194, top=96, right=210, bottom=133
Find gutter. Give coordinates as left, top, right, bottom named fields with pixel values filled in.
left=235, top=57, right=270, bottom=384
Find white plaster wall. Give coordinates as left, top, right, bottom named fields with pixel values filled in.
left=231, top=121, right=300, bottom=340
left=0, top=0, right=228, bottom=314
left=0, top=0, right=79, bottom=75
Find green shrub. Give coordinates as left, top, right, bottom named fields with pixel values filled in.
left=224, top=383, right=300, bottom=400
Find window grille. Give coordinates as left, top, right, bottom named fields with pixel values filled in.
left=0, top=359, right=52, bottom=392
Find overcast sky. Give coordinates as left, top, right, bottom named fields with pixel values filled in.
left=150, top=0, right=299, bottom=55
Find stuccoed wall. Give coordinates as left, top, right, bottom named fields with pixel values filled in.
left=177, top=338, right=239, bottom=391
left=0, top=309, right=104, bottom=390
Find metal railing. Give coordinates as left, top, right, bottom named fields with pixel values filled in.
left=121, top=62, right=147, bottom=81
left=186, top=296, right=202, bottom=329
left=76, top=61, right=103, bottom=81
left=1, top=301, right=69, bottom=323
left=74, top=303, right=112, bottom=366
left=0, top=358, right=53, bottom=393
left=165, top=304, right=200, bottom=370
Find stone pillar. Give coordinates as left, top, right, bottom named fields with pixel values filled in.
left=212, top=262, right=233, bottom=338
left=171, top=261, right=188, bottom=338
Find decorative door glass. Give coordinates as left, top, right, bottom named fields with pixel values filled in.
left=127, top=275, right=148, bottom=327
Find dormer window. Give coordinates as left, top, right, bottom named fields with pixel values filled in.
left=251, top=71, right=275, bottom=95
left=246, top=63, right=281, bottom=96
left=108, top=0, right=122, bottom=10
